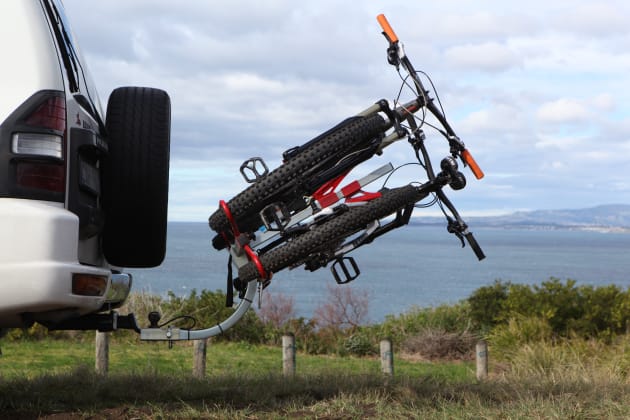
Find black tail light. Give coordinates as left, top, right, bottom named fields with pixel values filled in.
left=0, top=91, right=67, bottom=201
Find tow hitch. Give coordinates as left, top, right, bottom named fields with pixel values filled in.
left=44, top=312, right=141, bottom=333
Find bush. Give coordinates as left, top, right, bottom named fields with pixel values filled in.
left=256, top=292, right=295, bottom=330
left=401, top=328, right=478, bottom=361
left=469, top=278, right=630, bottom=341
left=379, top=302, right=473, bottom=346
left=486, top=316, right=554, bottom=356
left=5, top=323, right=52, bottom=341
left=574, top=284, right=627, bottom=340
left=467, top=280, right=509, bottom=330
left=313, top=284, right=369, bottom=331
left=343, top=330, right=378, bottom=356
left=280, top=317, right=328, bottom=355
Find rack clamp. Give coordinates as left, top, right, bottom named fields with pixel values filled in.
left=260, top=202, right=291, bottom=233
left=219, top=200, right=270, bottom=281
left=311, top=163, right=394, bottom=210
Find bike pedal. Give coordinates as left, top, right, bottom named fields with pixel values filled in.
left=331, top=257, right=360, bottom=284
left=240, top=157, right=269, bottom=183
left=260, top=202, right=291, bottom=232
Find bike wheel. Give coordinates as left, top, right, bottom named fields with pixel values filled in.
left=238, top=185, right=422, bottom=282
left=208, top=114, right=386, bottom=235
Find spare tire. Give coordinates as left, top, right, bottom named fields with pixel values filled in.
left=102, top=87, right=171, bottom=268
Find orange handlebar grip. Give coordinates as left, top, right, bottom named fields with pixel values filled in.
left=462, top=149, right=485, bottom=180
left=377, top=14, right=398, bottom=43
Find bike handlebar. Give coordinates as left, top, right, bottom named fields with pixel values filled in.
left=377, top=14, right=485, bottom=181
left=465, top=232, right=485, bottom=260
left=377, top=14, right=399, bottom=44
left=461, top=149, right=484, bottom=180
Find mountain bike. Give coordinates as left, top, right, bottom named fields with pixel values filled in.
left=211, top=14, right=486, bottom=298
left=140, top=14, right=488, bottom=343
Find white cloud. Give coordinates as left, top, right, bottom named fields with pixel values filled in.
left=443, top=42, right=521, bottom=72
left=438, top=11, right=537, bottom=42
left=550, top=161, right=566, bottom=170
left=59, top=0, right=630, bottom=218
left=592, top=94, right=615, bottom=111
left=560, top=3, right=630, bottom=36
left=534, top=134, right=584, bottom=150
left=536, top=98, right=590, bottom=124
left=459, top=103, right=523, bottom=133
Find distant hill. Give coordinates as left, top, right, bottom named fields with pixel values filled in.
left=410, top=204, right=630, bottom=232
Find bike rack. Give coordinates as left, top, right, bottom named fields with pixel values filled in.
left=260, top=202, right=291, bottom=232
left=139, top=14, right=488, bottom=344
left=140, top=164, right=396, bottom=343
left=139, top=278, right=257, bottom=342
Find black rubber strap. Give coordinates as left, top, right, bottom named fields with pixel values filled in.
left=226, top=254, right=234, bottom=307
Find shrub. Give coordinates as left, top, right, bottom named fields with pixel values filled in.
left=313, top=284, right=369, bottom=332
left=530, top=278, right=582, bottom=335
left=486, top=315, right=554, bottom=356
left=469, top=278, right=630, bottom=341
left=573, top=284, right=626, bottom=340
left=343, top=330, right=378, bottom=356
left=379, top=302, right=473, bottom=345
left=401, top=328, right=478, bottom=361
left=280, top=317, right=328, bottom=354
left=256, top=292, right=295, bottom=329
left=5, top=323, right=51, bottom=341
left=467, top=279, right=509, bottom=329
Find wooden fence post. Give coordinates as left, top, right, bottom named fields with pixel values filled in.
left=476, top=340, right=488, bottom=380
left=380, top=339, right=394, bottom=376
left=192, top=338, right=208, bottom=379
left=282, top=334, right=296, bottom=377
left=95, top=331, right=109, bottom=376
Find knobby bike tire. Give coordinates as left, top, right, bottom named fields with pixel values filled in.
left=238, top=185, right=422, bottom=282
left=208, top=114, right=386, bottom=234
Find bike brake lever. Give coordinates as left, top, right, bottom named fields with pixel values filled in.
left=446, top=216, right=465, bottom=248
left=386, top=44, right=400, bottom=68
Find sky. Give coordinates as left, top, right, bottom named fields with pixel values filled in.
left=62, top=0, right=630, bottom=221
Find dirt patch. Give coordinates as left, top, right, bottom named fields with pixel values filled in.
left=10, top=406, right=154, bottom=420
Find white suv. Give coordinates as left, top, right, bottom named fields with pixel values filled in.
left=0, top=0, right=170, bottom=333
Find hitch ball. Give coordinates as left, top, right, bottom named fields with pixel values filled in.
left=148, top=311, right=161, bottom=328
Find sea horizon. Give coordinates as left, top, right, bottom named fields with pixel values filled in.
left=128, top=222, right=630, bottom=324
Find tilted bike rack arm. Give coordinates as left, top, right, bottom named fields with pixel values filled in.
left=139, top=279, right=257, bottom=342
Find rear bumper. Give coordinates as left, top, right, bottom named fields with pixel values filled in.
left=0, top=199, right=130, bottom=328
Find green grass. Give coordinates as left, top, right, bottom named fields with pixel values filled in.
left=0, top=338, right=473, bottom=381
left=2, top=337, right=630, bottom=418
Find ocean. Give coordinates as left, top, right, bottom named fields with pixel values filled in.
left=128, top=222, right=630, bottom=323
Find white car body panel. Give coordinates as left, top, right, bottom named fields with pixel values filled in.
left=0, top=198, right=111, bottom=327
left=0, top=1, right=64, bottom=123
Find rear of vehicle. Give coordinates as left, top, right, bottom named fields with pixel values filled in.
left=0, top=0, right=170, bottom=331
